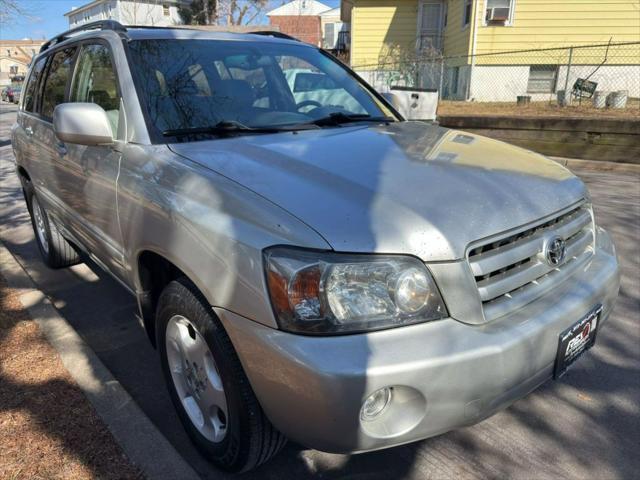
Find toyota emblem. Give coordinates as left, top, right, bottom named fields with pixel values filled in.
left=544, top=236, right=567, bottom=266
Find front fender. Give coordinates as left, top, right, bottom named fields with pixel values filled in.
left=117, top=144, right=331, bottom=328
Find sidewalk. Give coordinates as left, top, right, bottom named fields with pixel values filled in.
left=0, top=271, right=142, bottom=479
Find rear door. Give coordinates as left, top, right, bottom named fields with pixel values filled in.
left=28, top=46, right=77, bottom=228
left=13, top=55, right=47, bottom=171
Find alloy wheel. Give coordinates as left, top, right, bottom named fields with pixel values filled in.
left=165, top=315, right=228, bottom=443
left=32, top=197, right=49, bottom=254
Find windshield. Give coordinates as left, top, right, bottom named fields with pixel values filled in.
left=128, top=39, right=396, bottom=139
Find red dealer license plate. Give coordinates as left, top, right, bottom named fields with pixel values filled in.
left=554, top=305, right=602, bottom=379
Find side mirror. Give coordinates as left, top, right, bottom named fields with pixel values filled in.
left=53, top=103, right=114, bottom=146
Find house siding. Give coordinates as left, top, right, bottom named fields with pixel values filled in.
left=349, top=0, right=640, bottom=67
left=350, top=0, right=419, bottom=69
left=67, top=0, right=183, bottom=27
left=347, top=0, right=639, bottom=99
left=473, top=0, right=640, bottom=64
left=442, top=1, right=472, bottom=58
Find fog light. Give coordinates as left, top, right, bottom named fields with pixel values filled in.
left=360, top=387, right=392, bottom=421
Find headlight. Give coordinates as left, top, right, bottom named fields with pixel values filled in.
left=264, top=247, right=448, bottom=335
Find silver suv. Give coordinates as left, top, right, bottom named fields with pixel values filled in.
left=11, top=21, right=620, bottom=473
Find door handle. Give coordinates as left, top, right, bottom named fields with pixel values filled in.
left=25, top=126, right=33, bottom=136
left=55, top=141, right=67, bottom=157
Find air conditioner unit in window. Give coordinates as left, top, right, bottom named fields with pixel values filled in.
left=486, top=7, right=510, bottom=23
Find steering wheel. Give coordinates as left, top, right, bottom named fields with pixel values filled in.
left=296, top=100, right=323, bottom=111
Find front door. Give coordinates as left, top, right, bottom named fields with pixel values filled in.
left=418, top=1, right=445, bottom=53
left=61, top=42, right=126, bottom=279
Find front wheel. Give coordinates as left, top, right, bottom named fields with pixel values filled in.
left=156, top=278, right=286, bottom=472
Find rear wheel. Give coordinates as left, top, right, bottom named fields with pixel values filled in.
left=157, top=278, right=286, bottom=472
left=25, top=184, right=80, bottom=269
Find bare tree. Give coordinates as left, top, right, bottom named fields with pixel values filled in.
left=222, top=0, right=268, bottom=25
left=376, top=40, right=445, bottom=90
left=0, top=0, right=34, bottom=23
left=180, top=0, right=267, bottom=26
left=178, top=0, right=218, bottom=24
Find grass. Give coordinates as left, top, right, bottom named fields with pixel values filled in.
left=0, top=274, right=143, bottom=480
left=438, top=98, right=640, bottom=119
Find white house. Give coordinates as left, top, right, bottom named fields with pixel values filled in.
left=320, top=7, right=348, bottom=50
left=267, top=0, right=332, bottom=46
left=65, top=0, right=188, bottom=27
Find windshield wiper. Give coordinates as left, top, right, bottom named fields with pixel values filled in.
left=309, top=112, right=395, bottom=127
left=162, top=120, right=305, bottom=138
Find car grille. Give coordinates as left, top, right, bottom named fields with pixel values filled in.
left=468, top=203, right=594, bottom=322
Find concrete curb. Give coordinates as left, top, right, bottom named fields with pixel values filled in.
left=552, top=157, right=640, bottom=174
left=0, top=241, right=201, bottom=480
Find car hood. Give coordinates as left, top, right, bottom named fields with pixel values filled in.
left=169, top=122, right=586, bottom=261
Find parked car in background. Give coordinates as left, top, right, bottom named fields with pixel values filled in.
left=1, top=85, right=22, bottom=103
left=2, top=86, right=16, bottom=102
left=11, top=85, right=22, bottom=104
left=11, top=21, right=620, bottom=474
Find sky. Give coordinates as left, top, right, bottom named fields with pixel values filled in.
left=0, top=0, right=340, bottom=40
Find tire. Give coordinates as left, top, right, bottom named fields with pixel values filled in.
left=25, top=182, right=80, bottom=269
left=157, top=278, right=286, bottom=472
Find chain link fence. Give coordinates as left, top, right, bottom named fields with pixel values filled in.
left=353, top=41, right=640, bottom=117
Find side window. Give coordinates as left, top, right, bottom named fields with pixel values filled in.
left=71, top=44, right=121, bottom=137
left=41, top=47, right=76, bottom=119
left=23, top=56, right=47, bottom=113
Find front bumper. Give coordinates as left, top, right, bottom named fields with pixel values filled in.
left=216, top=228, right=620, bottom=454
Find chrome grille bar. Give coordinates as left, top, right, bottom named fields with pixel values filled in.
left=468, top=203, right=594, bottom=321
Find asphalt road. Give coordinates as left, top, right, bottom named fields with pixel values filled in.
left=1, top=102, right=639, bottom=479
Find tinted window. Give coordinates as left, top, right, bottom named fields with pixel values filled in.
left=41, top=47, right=76, bottom=119
left=23, top=56, right=47, bottom=113
left=129, top=39, right=393, bottom=136
left=71, top=44, right=121, bottom=136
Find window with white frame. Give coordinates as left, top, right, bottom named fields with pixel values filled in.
left=323, top=22, right=335, bottom=49
left=527, top=65, right=558, bottom=93
left=163, top=4, right=170, bottom=16
left=484, top=0, right=514, bottom=25
left=462, top=0, right=473, bottom=27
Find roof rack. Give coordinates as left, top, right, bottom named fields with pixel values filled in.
left=251, top=31, right=300, bottom=42
left=40, top=20, right=127, bottom=53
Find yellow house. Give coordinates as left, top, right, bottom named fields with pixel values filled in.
left=341, top=0, right=640, bottom=100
